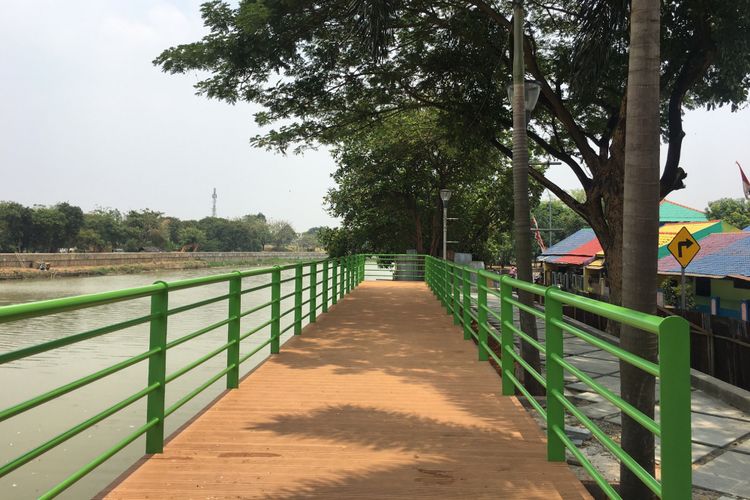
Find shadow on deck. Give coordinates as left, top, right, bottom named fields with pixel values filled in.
left=104, top=281, right=590, bottom=499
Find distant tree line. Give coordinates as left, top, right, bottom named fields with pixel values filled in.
left=0, top=201, right=316, bottom=253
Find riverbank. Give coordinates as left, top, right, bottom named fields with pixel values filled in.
left=0, top=254, right=324, bottom=280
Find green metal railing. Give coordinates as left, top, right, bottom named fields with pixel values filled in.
left=424, top=255, right=691, bottom=500
left=0, top=255, right=376, bottom=498
left=0, top=252, right=690, bottom=498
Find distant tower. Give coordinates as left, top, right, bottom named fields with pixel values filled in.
left=211, top=188, right=217, bottom=217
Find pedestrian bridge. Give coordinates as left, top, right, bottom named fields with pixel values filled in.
left=0, top=255, right=691, bottom=499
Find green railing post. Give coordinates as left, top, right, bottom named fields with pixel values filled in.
left=477, top=273, right=488, bottom=361
left=452, top=265, right=460, bottom=325
left=270, top=266, right=281, bottom=354
left=294, top=263, right=303, bottom=334
left=544, top=287, right=565, bottom=462
left=499, top=276, right=515, bottom=396
left=145, top=282, right=168, bottom=454
left=425, top=257, right=430, bottom=288
left=349, top=255, right=355, bottom=290
left=345, top=256, right=351, bottom=294
left=322, top=260, right=329, bottom=313
left=339, top=257, right=345, bottom=299
left=462, top=267, right=471, bottom=340
left=359, top=254, right=365, bottom=283
left=226, top=271, right=241, bottom=389
left=309, top=262, right=317, bottom=322
left=443, top=262, right=450, bottom=312
left=332, top=259, right=338, bottom=305
left=659, top=315, right=692, bottom=499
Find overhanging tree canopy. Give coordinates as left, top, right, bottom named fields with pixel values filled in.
left=155, top=0, right=750, bottom=301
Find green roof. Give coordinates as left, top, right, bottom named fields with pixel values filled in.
left=659, top=199, right=708, bottom=222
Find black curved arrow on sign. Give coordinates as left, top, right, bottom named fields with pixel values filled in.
left=677, top=239, right=693, bottom=258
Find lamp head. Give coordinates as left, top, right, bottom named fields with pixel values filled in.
left=439, top=189, right=452, bottom=205
left=506, top=80, right=542, bottom=112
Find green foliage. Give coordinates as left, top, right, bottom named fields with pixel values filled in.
left=0, top=202, right=288, bottom=254
left=317, top=227, right=357, bottom=257
left=154, top=0, right=750, bottom=297
left=532, top=192, right=588, bottom=252
left=268, top=221, right=297, bottom=249
left=322, top=110, right=537, bottom=261
left=705, top=198, right=750, bottom=229
left=0, top=201, right=31, bottom=252
left=661, top=278, right=696, bottom=310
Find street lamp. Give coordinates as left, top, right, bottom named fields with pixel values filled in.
left=440, top=189, right=452, bottom=260
left=506, top=80, right=542, bottom=126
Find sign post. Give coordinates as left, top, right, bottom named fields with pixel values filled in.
left=667, top=226, right=701, bottom=310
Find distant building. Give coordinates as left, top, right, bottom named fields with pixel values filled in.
left=658, top=199, right=709, bottom=223
left=537, top=199, right=737, bottom=298
left=658, top=232, right=750, bottom=318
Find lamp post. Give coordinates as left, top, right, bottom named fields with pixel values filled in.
left=440, top=188, right=452, bottom=260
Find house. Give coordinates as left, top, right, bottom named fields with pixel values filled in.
left=658, top=199, right=708, bottom=223
left=537, top=200, right=737, bottom=297
left=658, top=232, right=750, bottom=319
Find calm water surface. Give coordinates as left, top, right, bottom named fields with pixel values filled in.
left=0, top=266, right=311, bottom=499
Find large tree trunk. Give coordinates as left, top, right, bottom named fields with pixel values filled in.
left=511, top=3, right=542, bottom=396
left=620, top=1, right=661, bottom=498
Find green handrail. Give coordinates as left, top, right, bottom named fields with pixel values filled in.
left=423, top=256, right=691, bottom=500
left=1, top=255, right=410, bottom=498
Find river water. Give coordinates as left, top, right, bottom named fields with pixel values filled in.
left=0, top=266, right=312, bottom=499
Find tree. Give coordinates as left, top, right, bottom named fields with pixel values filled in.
left=620, top=0, right=661, bottom=496
left=324, top=110, right=525, bottom=261
left=28, top=206, right=67, bottom=252
left=82, top=208, right=126, bottom=251
left=54, top=202, right=84, bottom=248
left=154, top=0, right=750, bottom=309
left=177, top=226, right=207, bottom=251
left=706, top=198, right=750, bottom=229
left=0, top=201, right=31, bottom=252
left=268, top=221, right=297, bottom=250
left=532, top=194, right=587, bottom=252
left=123, top=209, right=169, bottom=251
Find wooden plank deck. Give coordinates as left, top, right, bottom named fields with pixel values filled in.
left=104, top=281, right=590, bottom=499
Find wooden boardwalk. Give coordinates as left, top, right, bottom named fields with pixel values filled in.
left=105, top=282, right=590, bottom=499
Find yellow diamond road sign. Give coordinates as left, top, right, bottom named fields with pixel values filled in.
left=667, top=226, right=701, bottom=268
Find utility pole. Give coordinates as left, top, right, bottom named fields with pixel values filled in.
left=211, top=188, right=217, bottom=218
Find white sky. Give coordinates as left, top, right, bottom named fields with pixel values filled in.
left=1, top=1, right=748, bottom=231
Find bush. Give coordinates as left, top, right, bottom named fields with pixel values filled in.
left=661, top=278, right=695, bottom=310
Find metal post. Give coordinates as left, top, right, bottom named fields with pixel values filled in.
left=443, top=206, right=448, bottom=260
left=500, top=276, right=515, bottom=396
left=332, top=259, right=338, bottom=305
left=270, top=266, right=281, bottom=354
left=443, top=260, right=450, bottom=311
left=294, top=264, right=303, bottom=334
left=339, top=257, right=345, bottom=299
left=227, top=272, right=241, bottom=389
left=462, top=267, right=471, bottom=340
left=477, top=272, right=488, bottom=361
left=322, top=260, right=329, bottom=313
left=680, top=266, right=686, bottom=310
left=452, top=264, right=460, bottom=325
left=659, top=316, right=692, bottom=499
left=544, top=287, right=565, bottom=462
left=309, top=262, right=317, bottom=322
left=146, top=282, right=168, bottom=453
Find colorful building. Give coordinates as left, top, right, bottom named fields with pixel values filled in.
left=537, top=199, right=737, bottom=298
left=658, top=232, right=750, bottom=318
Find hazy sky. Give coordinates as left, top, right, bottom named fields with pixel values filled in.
left=1, top=2, right=748, bottom=231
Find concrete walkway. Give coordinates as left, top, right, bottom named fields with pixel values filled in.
left=104, top=282, right=590, bottom=499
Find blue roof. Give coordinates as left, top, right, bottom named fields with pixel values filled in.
left=539, top=228, right=597, bottom=262
left=658, top=232, right=750, bottom=278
